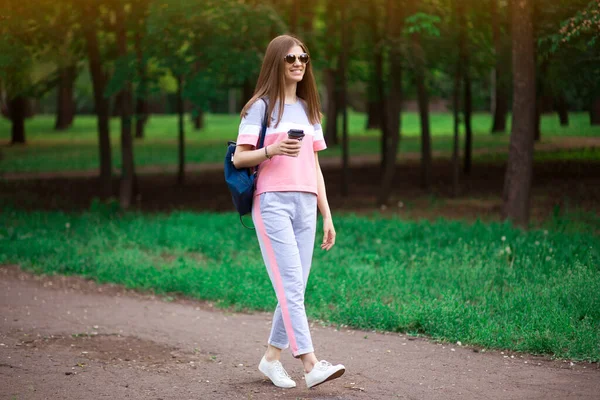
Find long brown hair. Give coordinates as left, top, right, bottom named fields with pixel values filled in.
left=241, top=35, right=321, bottom=127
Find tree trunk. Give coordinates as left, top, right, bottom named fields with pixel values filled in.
left=241, top=79, right=254, bottom=109
left=491, top=0, right=509, bottom=133
left=366, top=100, right=382, bottom=130
left=324, top=68, right=338, bottom=145
left=177, top=75, right=185, bottom=186
left=135, top=31, right=148, bottom=139
left=452, top=62, right=461, bottom=198
left=590, top=97, right=600, bottom=125
left=368, top=2, right=388, bottom=172
left=82, top=7, right=112, bottom=194
left=54, top=65, right=77, bottom=130
left=192, top=61, right=204, bottom=130
left=463, top=75, right=473, bottom=175
left=193, top=109, right=204, bottom=130
left=324, top=0, right=339, bottom=146
left=112, top=92, right=123, bottom=117
left=502, top=0, right=536, bottom=228
left=555, top=95, right=569, bottom=126
left=135, top=98, right=148, bottom=138
left=0, top=86, right=8, bottom=118
left=377, top=64, right=388, bottom=172
left=9, top=96, right=27, bottom=144
left=534, top=58, right=548, bottom=142
left=492, top=73, right=509, bottom=133
left=378, top=0, right=403, bottom=206
left=299, top=0, right=317, bottom=48
left=340, top=6, right=350, bottom=197
left=377, top=90, right=388, bottom=171
left=289, top=0, right=299, bottom=34
left=534, top=96, right=541, bottom=141
left=116, top=4, right=136, bottom=209
left=459, top=6, right=473, bottom=176
left=452, top=0, right=465, bottom=197
left=366, top=47, right=384, bottom=130
left=412, top=34, right=432, bottom=190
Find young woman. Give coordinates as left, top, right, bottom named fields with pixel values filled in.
left=232, top=35, right=345, bottom=389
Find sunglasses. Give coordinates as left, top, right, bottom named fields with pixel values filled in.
left=284, top=53, right=310, bottom=64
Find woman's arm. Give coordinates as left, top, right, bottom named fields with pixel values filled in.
left=315, top=152, right=336, bottom=251
left=232, top=144, right=271, bottom=169
left=232, top=140, right=302, bottom=169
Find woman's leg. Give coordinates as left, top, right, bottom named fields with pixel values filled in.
left=292, top=192, right=318, bottom=372
left=289, top=193, right=345, bottom=385
left=264, top=193, right=319, bottom=369
left=253, top=192, right=314, bottom=357
left=267, top=188, right=317, bottom=356
left=255, top=192, right=345, bottom=387
left=264, top=343, right=283, bottom=362
left=267, top=305, right=288, bottom=354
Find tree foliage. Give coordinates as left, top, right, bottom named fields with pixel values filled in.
left=541, top=0, right=600, bottom=106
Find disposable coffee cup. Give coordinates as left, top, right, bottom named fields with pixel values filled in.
left=288, top=129, right=305, bottom=141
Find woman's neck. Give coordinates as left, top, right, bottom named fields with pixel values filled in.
left=284, top=83, right=298, bottom=104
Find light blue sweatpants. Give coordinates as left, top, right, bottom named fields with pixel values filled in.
left=252, top=191, right=317, bottom=357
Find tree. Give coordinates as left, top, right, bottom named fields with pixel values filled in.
left=340, top=3, right=350, bottom=197
left=491, top=0, right=510, bottom=133
left=116, top=1, right=136, bottom=209
left=547, top=0, right=600, bottom=124
left=79, top=0, right=113, bottom=194
left=191, top=62, right=204, bottom=131
left=405, top=10, right=441, bottom=190
left=322, top=0, right=341, bottom=146
left=1, top=1, right=84, bottom=134
left=55, top=64, right=78, bottom=130
left=458, top=0, right=474, bottom=175
left=502, top=0, right=536, bottom=227
left=451, top=1, right=463, bottom=198
left=378, top=0, right=404, bottom=205
left=534, top=0, right=597, bottom=134
left=0, top=0, right=55, bottom=144
left=134, top=7, right=150, bottom=140
left=49, top=2, right=82, bottom=131
left=365, top=1, right=385, bottom=131
left=145, top=0, right=283, bottom=186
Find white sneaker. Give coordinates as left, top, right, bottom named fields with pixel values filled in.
left=304, top=360, right=345, bottom=388
left=258, top=356, right=296, bottom=388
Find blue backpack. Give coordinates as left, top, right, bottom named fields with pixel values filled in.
left=224, top=98, right=268, bottom=228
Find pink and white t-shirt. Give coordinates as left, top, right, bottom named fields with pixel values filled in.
left=236, top=98, right=327, bottom=196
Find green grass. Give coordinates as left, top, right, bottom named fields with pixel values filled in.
left=2, top=111, right=599, bottom=141
left=1, top=207, right=598, bottom=361
left=1, top=112, right=598, bottom=173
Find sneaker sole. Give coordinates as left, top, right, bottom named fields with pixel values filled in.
left=307, top=367, right=345, bottom=389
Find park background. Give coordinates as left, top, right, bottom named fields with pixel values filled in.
left=1, top=0, right=599, bottom=363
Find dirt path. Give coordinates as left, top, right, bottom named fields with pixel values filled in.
left=1, top=266, right=598, bottom=400
left=2, top=136, right=598, bottom=181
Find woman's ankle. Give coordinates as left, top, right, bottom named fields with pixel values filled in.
left=300, top=353, right=318, bottom=373
left=303, top=362, right=315, bottom=374
left=264, top=344, right=282, bottom=362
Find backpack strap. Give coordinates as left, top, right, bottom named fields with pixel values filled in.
left=241, top=98, right=269, bottom=230
left=253, top=98, right=269, bottom=175
left=256, top=98, right=269, bottom=151
left=240, top=214, right=254, bottom=229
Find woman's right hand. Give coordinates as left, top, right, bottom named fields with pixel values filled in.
left=270, top=138, right=302, bottom=157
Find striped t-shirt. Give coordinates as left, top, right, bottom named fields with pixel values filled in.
left=236, top=98, right=327, bottom=196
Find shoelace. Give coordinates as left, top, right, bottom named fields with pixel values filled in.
left=315, top=360, right=333, bottom=370
left=273, top=361, right=292, bottom=379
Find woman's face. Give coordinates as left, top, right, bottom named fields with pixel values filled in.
left=283, top=45, right=306, bottom=85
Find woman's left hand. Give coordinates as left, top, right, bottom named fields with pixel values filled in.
left=321, top=217, right=336, bottom=251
